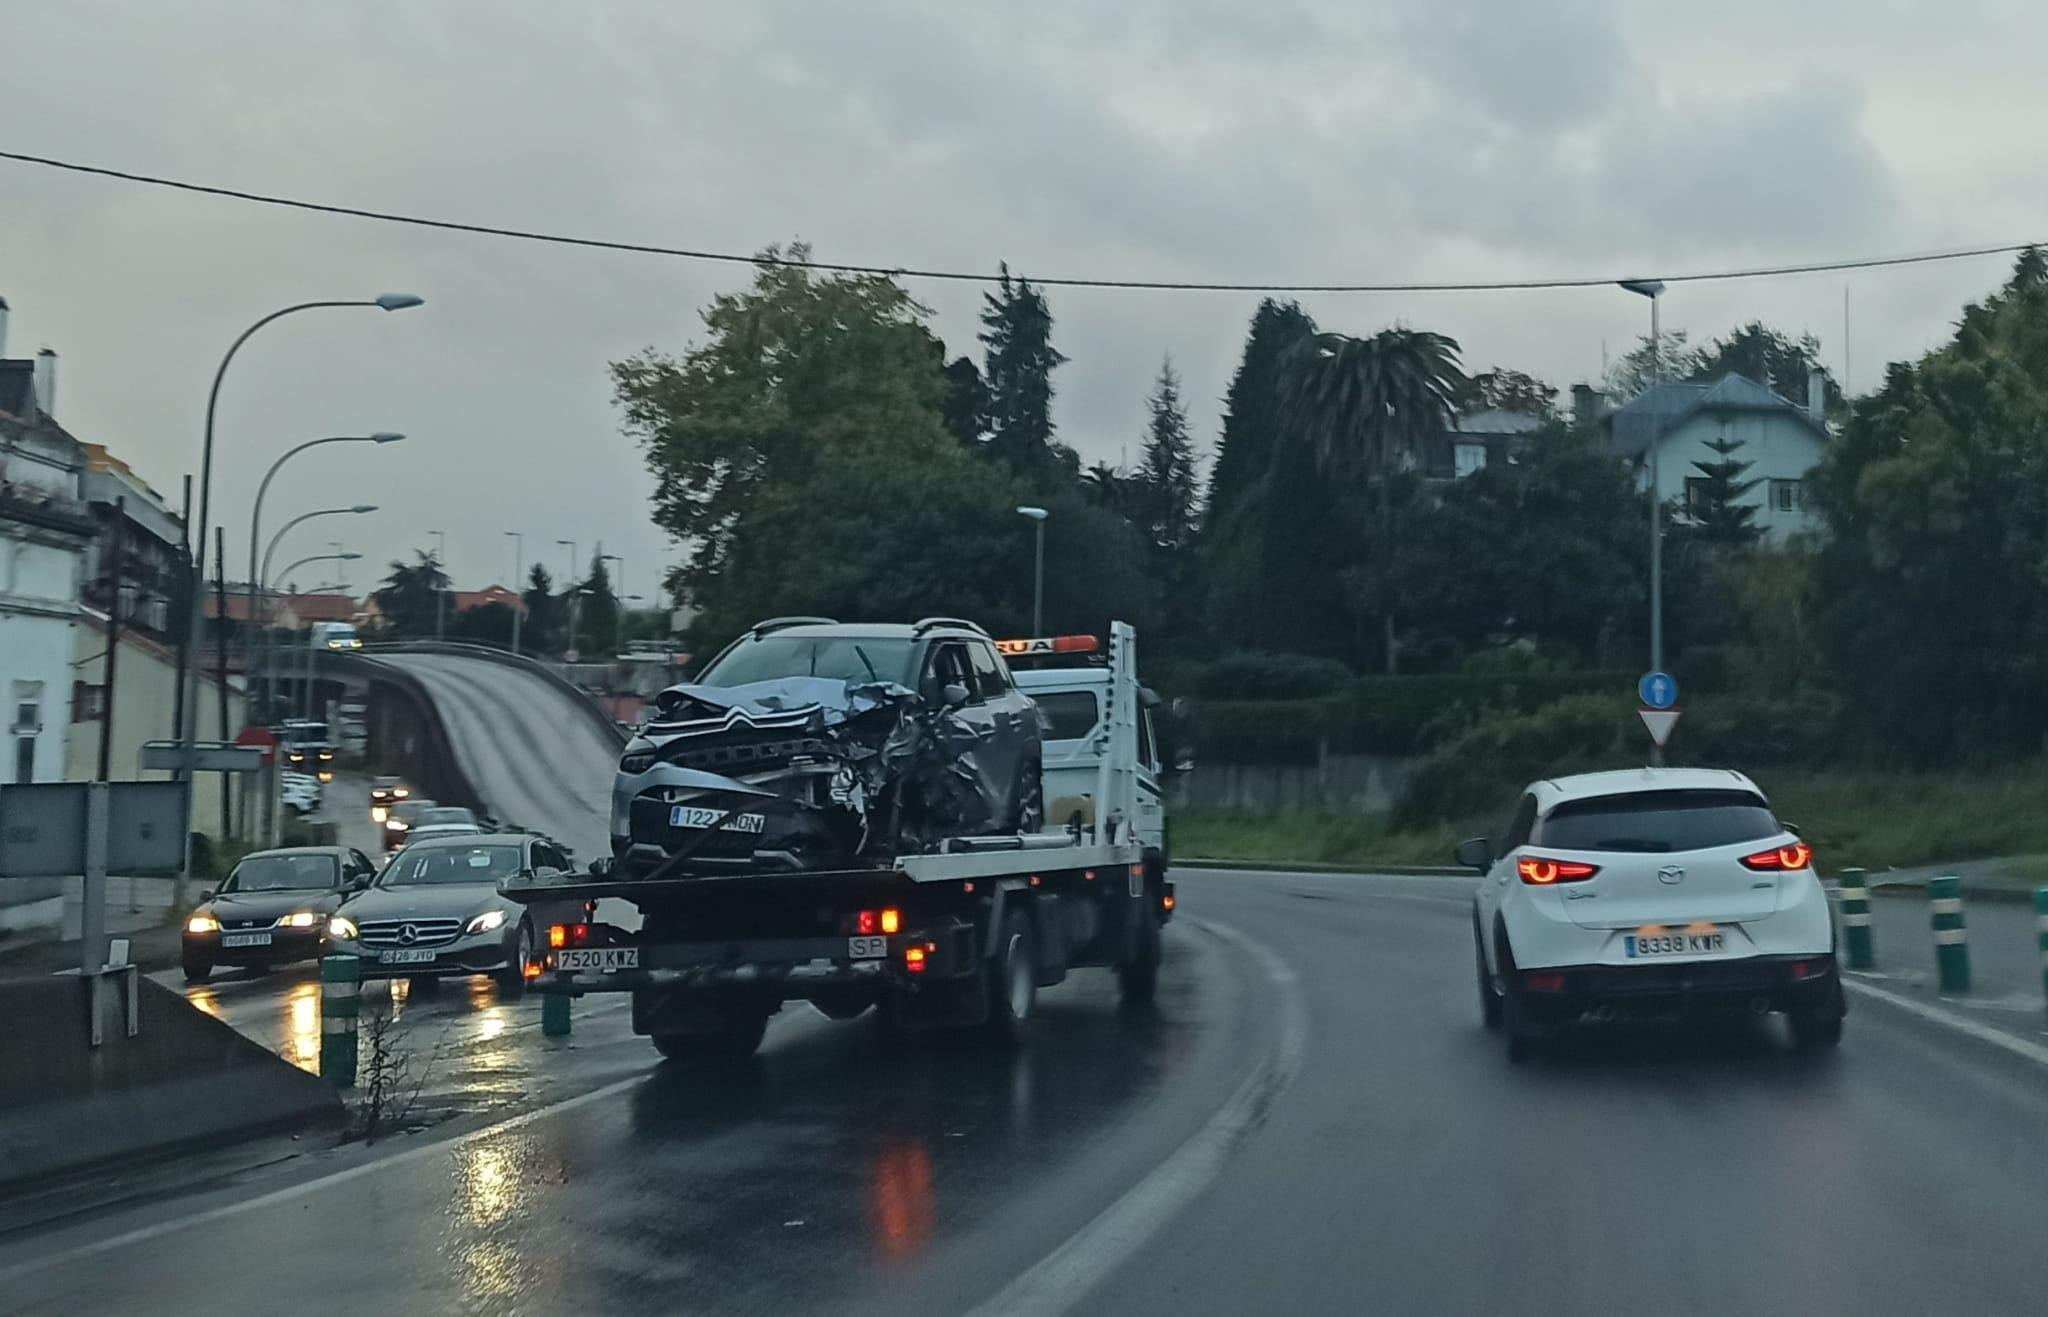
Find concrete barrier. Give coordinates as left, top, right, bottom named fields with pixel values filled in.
left=0, top=974, right=342, bottom=1188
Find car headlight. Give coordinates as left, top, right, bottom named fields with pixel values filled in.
left=620, top=740, right=656, bottom=774
left=465, top=909, right=507, bottom=936
left=186, top=914, right=220, bottom=934
left=320, top=750, right=335, bottom=760
left=371, top=806, right=388, bottom=822
left=278, top=911, right=321, bottom=929
left=394, top=787, right=410, bottom=798
left=328, top=915, right=359, bottom=940
left=387, top=820, right=409, bottom=832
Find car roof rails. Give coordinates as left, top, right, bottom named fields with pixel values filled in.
left=912, top=617, right=990, bottom=637
left=750, top=615, right=839, bottom=635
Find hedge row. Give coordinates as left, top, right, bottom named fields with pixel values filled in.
left=1192, top=670, right=1636, bottom=764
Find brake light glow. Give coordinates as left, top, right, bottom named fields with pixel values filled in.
left=549, top=923, right=591, bottom=948
left=1517, top=857, right=1600, bottom=884
left=1522, top=972, right=1568, bottom=993
left=1162, top=893, right=1176, bottom=911
left=1740, top=843, right=1813, bottom=872
left=880, top=908, right=901, bottom=935
left=904, top=946, right=927, bottom=974
left=858, top=910, right=878, bottom=936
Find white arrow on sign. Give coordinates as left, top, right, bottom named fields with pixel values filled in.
left=1639, top=708, right=1680, bottom=747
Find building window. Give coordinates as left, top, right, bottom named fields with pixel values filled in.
left=1685, top=477, right=1713, bottom=515
left=1770, top=479, right=1802, bottom=512
left=1453, top=443, right=1487, bottom=478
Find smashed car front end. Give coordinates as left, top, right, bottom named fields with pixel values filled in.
left=610, top=676, right=1000, bottom=878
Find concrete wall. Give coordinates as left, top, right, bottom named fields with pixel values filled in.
left=1168, top=753, right=1414, bottom=814
left=66, top=613, right=245, bottom=828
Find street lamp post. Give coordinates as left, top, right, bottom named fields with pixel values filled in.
left=247, top=432, right=403, bottom=720
left=504, top=531, right=524, bottom=655
left=557, top=539, right=579, bottom=656
left=430, top=529, right=448, bottom=639
left=177, top=293, right=421, bottom=910
left=600, top=553, right=624, bottom=656
left=1016, top=506, right=1048, bottom=636
left=256, top=504, right=376, bottom=723
left=268, top=551, right=361, bottom=724
left=1620, top=278, right=1667, bottom=764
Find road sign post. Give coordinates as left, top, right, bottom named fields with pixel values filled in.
left=542, top=989, right=572, bottom=1037
left=1838, top=866, right=1875, bottom=970
left=1637, top=672, right=1679, bottom=755
left=320, top=953, right=361, bottom=1088
left=2034, top=887, right=2048, bottom=1027
left=1929, top=875, right=1971, bottom=994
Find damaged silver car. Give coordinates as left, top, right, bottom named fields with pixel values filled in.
left=611, top=618, right=1045, bottom=877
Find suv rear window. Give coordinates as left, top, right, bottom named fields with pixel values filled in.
left=1533, top=789, right=1780, bottom=853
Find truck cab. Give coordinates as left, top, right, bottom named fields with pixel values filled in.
left=1003, top=635, right=1168, bottom=880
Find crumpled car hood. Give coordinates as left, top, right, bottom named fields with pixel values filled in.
left=649, top=677, right=915, bottom=728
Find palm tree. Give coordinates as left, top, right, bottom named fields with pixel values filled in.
left=1285, top=328, right=1468, bottom=671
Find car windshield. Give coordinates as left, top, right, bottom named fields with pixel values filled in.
left=1535, top=790, right=1781, bottom=853
left=390, top=801, right=437, bottom=824
left=224, top=853, right=338, bottom=892
left=418, top=808, right=476, bottom=826
left=1031, top=690, right=1100, bottom=741
left=380, top=845, right=524, bottom=886
left=696, top=635, right=914, bottom=687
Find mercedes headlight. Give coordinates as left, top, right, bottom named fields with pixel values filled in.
left=465, top=909, right=507, bottom=936
left=278, top=911, right=321, bottom=929
left=328, top=915, right=359, bottom=940
left=186, top=914, right=220, bottom=934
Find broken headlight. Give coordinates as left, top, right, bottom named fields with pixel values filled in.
left=619, top=740, right=656, bottom=775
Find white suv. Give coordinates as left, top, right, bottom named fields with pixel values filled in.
left=1461, top=768, right=1842, bottom=1061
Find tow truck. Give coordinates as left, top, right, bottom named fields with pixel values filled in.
left=504, top=622, right=1174, bottom=1059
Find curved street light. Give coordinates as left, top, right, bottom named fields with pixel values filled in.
left=256, top=505, right=377, bottom=719
left=177, top=293, right=422, bottom=903
left=1016, top=506, right=1049, bottom=636
left=247, top=432, right=404, bottom=649
left=266, top=551, right=364, bottom=737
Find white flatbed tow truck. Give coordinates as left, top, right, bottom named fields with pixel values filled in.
left=503, top=622, right=1175, bottom=1058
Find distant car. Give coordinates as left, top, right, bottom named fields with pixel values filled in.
left=408, top=806, right=483, bottom=844
left=280, top=771, right=323, bottom=815
left=613, top=618, right=1042, bottom=876
left=382, top=797, right=438, bottom=852
left=309, top=621, right=363, bottom=651
left=277, top=718, right=338, bottom=782
left=1463, top=768, right=1843, bottom=1062
left=326, top=834, right=584, bottom=990
left=182, top=846, right=378, bottom=983
left=369, top=775, right=411, bottom=823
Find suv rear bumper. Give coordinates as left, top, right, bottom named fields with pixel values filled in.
left=1516, top=952, right=1842, bottom=1027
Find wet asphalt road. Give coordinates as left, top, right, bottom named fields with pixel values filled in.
left=7, top=869, right=2048, bottom=1315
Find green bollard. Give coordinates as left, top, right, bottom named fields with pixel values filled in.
left=1838, top=866, right=1875, bottom=970
left=1929, top=875, right=1971, bottom=995
left=2035, top=888, right=2048, bottom=1026
left=541, top=988, right=572, bottom=1037
left=320, top=954, right=361, bottom=1088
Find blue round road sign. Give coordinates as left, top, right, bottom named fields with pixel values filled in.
left=1639, top=671, right=1678, bottom=710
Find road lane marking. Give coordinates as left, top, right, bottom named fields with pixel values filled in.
left=963, top=916, right=1307, bottom=1317
left=1842, top=976, right=2048, bottom=1066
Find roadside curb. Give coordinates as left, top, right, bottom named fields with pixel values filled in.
left=1175, top=858, right=1464, bottom=877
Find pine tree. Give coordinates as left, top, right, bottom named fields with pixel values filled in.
left=1136, top=358, right=1198, bottom=552
left=1206, top=299, right=1316, bottom=528
left=979, top=265, right=1067, bottom=474
left=1688, top=435, right=1764, bottom=545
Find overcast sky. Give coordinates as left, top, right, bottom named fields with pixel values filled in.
left=3, top=1, right=2042, bottom=602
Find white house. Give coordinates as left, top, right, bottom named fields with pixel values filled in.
left=1600, top=372, right=1829, bottom=542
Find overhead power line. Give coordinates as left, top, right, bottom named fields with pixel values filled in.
left=2, top=147, right=2039, bottom=294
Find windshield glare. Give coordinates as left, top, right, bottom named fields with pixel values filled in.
left=225, top=854, right=338, bottom=892
left=380, top=845, right=524, bottom=885
left=696, top=635, right=914, bottom=687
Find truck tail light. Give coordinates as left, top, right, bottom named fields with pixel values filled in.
left=858, top=910, right=878, bottom=936
left=1741, top=843, right=1812, bottom=871
left=549, top=923, right=591, bottom=949
left=1517, top=857, right=1600, bottom=885
left=880, top=908, right=901, bottom=935
left=904, top=946, right=927, bottom=975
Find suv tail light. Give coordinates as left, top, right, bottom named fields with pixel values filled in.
left=1740, top=843, right=1813, bottom=872
left=1517, top=856, right=1600, bottom=885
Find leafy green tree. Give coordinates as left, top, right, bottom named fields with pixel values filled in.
left=1468, top=367, right=1558, bottom=417
left=1685, top=435, right=1764, bottom=545
left=450, top=601, right=516, bottom=648
left=940, top=354, right=989, bottom=447
left=1809, top=247, right=2048, bottom=760
left=979, top=265, right=1070, bottom=480
left=1692, top=322, right=1840, bottom=412
left=521, top=563, right=561, bottom=655
left=1285, top=327, right=1469, bottom=671
left=1603, top=330, right=1705, bottom=401
left=372, top=552, right=447, bottom=639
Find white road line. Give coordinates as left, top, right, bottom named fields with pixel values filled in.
left=963, top=916, right=1308, bottom=1317
left=1843, top=976, right=2048, bottom=1066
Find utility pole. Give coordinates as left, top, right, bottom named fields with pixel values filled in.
left=505, top=531, right=523, bottom=655
left=96, top=497, right=125, bottom=781
left=171, top=476, right=191, bottom=758
left=1619, top=279, right=1668, bottom=765
left=214, top=527, right=231, bottom=839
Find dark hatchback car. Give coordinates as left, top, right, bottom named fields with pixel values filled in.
left=182, top=846, right=378, bottom=983
left=612, top=617, right=1044, bottom=876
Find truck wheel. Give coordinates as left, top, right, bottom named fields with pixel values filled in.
left=1119, top=904, right=1161, bottom=1005
left=986, top=911, right=1037, bottom=1040
left=652, top=1010, right=769, bottom=1063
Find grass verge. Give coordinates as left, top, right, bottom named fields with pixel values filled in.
left=1176, top=763, right=2048, bottom=874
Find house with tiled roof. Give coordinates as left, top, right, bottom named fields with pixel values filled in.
left=1599, top=372, right=1829, bottom=542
